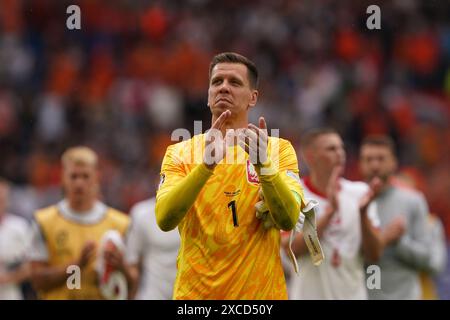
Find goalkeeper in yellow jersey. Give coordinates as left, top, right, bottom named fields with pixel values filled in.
left=156, top=52, right=305, bottom=300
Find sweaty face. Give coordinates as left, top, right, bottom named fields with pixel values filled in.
left=208, top=63, right=258, bottom=120
left=359, top=145, right=397, bottom=183
left=63, top=163, right=98, bottom=206
left=307, top=133, right=346, bottom=174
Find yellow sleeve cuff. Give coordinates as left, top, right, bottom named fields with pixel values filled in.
left=255, top=159, right=278, bottom=177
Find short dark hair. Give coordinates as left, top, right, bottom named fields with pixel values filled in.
left=361, top=135, right=396, bottom=155
left=209, top=52, right=259, bottom=89
left=301, top=127, right=339, bottom=148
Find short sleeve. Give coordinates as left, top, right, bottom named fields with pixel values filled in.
left=125, top=209, right=145, bottom=265
left=27, top=220, right=49, bottom=262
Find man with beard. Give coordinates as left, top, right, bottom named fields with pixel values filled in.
left=359, top=135, right=433, bottom=299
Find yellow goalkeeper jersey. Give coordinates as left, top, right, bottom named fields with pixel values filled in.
left=157, top=134, right=303, bottom=300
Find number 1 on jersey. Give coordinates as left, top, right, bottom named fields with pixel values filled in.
left=228, top=200, right=239, bottom=227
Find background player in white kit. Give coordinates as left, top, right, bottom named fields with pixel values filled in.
left=283, top=128, right=384, bottom=299
left=0, top=178, right=31, bottom=300
left=125, top=197, right=180, bottom=300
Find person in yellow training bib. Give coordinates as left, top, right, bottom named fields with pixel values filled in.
left=28, top=146, right=130, bottom=300
left=156, top=52, right=305, bottom=300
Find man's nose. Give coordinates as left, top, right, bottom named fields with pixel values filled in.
left=73, top=178, right=85, bottom=187
left=369, top=159, right=381, bottom=168
left=219, top=81, right=230, bottom=93
left=369, top=162, right=381, bottom=173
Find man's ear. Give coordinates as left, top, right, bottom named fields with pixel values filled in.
left=248, top=90, right=258, bottom=108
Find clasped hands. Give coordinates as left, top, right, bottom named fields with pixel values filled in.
left=203, top=110, right=269, bottom=170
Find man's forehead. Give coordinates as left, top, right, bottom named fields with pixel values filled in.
left=361, top=145, right=391, bottom=154
left=64, top=162, right=96, bottom=172
left=316, top=133, right=342, bottom=146
left=211, top=62, right=248, bottom=77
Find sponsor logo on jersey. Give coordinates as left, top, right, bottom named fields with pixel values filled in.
left=223, top=185, right=241, bottom=197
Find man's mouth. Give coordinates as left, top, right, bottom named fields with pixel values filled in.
left=216, top=97, right=232, bottom=104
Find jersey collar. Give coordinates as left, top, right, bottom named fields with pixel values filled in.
left=58, top=199, right=107, bottom=224
left=303, top=176, right=328, bottom=199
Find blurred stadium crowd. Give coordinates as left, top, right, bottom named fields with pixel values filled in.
left=0, top=0, right=449, bottom=298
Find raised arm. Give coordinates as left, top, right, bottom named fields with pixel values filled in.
left=156, top=111, right=230, bottom=231
left=359, top=178, right=384, bottom=263
left=240, top=117, right=301, bottom=231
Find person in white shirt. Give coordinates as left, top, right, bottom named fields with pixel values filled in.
left=0, top=178, right=31, bottom=300
left=283, top=128, right=384, bottom=299
left=125, top=197, right=180, bottom=300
